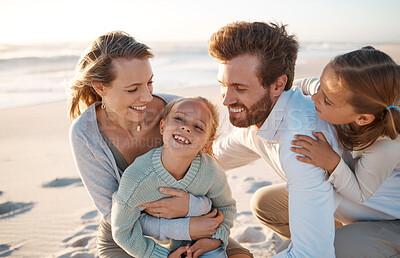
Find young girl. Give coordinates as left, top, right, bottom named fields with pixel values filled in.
left=291, top=48, right=400, bottom=256
left=111, top=97, right=236, bottom=258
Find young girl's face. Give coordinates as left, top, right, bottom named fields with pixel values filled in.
left=160, top=99, right=212, bottom=158
left=312, top=66, right=360, bottom=125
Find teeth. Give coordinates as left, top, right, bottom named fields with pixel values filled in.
left=229, top=107, right=244, bottom=113
left=173, top=135, right=191, bottom=144
left=131, top=105, right=146, bottom=111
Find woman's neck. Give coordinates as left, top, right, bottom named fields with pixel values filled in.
left=98, top=106, right=141, bottom=137
left=160, top=148, right=196, bottom=181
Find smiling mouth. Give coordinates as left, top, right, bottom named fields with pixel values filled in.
left=173, top=134, right=191, bottom=145
left=229, top=107, right=245, bottom=113
left=130, top=105, right=146, bottom=111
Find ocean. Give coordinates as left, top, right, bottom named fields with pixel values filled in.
left=0, top=41, right=367, bottom=109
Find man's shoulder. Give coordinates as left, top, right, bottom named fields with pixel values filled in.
left=283, top=88, right=332, bottom=136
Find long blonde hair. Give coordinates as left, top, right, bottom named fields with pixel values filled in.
left=331, top=47, right=400, bottom=150
left=162, top=97, right=220, bottom=158
left=68, top=31, right=153, bottom=121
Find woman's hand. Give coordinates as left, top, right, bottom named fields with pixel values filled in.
left=189, top=209, right=224, bottom=240
left=139, top=187, right=189, bottom=219
left=168, top=244, right=190, bottom=258
left=186, top=238, right=222, bottom=258
left=290, top=132, right=340, bottom=174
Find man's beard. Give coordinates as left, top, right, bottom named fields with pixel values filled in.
left=228, top=90, right=273, bottom=128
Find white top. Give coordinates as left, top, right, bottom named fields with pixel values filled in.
left=214, top=86, right=341, bottom=258
left=295, top=78, right=400, bottom=222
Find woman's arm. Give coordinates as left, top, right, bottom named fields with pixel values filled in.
left=70, top=127, right=118, bottom=223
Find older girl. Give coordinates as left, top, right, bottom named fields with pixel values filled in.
left=292, top=47, right=400, bottom=257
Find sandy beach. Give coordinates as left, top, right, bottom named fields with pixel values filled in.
left=1, top=44, right=399, bottom=257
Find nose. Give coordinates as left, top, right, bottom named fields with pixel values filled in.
left=311, top=86, right=321, bottom=103
left=139, top=85, right=153, bottom=103
left=221, top=87, right=235, bottom=106
left=181, top=126, right=191, bottom=133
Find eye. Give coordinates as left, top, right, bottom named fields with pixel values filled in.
left=194, top=125, right=204, bottom=131
left=235, top=86, right=246, bottom=92
left=174, top=116, right=184, bottom=122
left=323, top=96, right=331, bottom=105
left=147, top=80, right=153, bottom=86
left=127, top=88, right=137, bottom=93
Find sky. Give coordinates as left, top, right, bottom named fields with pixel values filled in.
left=1, top=0, right=400, bottom=44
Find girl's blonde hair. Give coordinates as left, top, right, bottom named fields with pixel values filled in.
left=162, top=97, right=220, bottom=158
left=68, top=31, right=153, bottom=121
left=330, top=47, right=400, bottom=150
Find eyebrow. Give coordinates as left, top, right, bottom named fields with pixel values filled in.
left=124, top=74, right=154, bottom=88
left=217, top=80, right=249, bottom=87
left=175, top=111, right=207, bottom=126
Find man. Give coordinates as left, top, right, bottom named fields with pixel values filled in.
left=209, top=21, right=341, bottom=257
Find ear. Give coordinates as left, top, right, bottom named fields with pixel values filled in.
left=270, top=75, right=287, bottom=99
left=356, top=114, right=375, bottom=126
left=200, top=141, right=213, bottom=153
left=160, top=119, right=165, bottom=135
left=92, top=81, right=106, bottom=97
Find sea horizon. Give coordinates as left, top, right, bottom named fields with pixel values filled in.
left=1, top=41, right=398, bottom=110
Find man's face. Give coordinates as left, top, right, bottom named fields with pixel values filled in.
left=217, top=54, right=273, bottom=128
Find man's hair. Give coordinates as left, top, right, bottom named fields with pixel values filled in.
left=208, top=21, right=299, bottom=90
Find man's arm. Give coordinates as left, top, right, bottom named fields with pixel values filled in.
left=274, top=130, right=337, bottom=258
left=213, top=128, right=260, bottom=170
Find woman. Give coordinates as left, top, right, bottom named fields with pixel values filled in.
left=68, top=31, right=252, bottom=257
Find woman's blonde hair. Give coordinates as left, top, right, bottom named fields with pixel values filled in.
left=68, top=31, right=153, bottom=121
left=162, top=97, right=220, bottom=158
left=330, top=47, right=400, bottom=150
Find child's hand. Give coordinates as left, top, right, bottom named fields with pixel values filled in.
left=139, top=187, right=189, bottom=219
left=186, top=238, right=222, bottom=258
left=189, top=209, right=224, bottom=240
left=168, top=244, right=190, bottom=258
left=290, top=132, right=340, bottom=174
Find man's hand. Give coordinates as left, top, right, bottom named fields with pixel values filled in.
left=186, top=238, right=222, bottom=258
left=139, top=187, right=189, bottom=219
left=189, top=209, right=224, bottom=240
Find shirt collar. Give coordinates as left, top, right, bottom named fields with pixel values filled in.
left=256, top=89, right=294, bottom=142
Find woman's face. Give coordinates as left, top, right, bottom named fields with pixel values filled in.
left=102, top=58, right=154, bottom=123
left=160, top=99, right=212, bottom=158
left=312, top=66, right=359, bottom=125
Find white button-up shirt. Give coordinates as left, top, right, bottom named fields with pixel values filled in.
left=214, top=86, right=342, bottom=257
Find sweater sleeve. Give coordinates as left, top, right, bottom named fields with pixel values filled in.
left=69, top=124, right=118, bottom=223
left=327, top=138, right=400, bottom=203
left=111, top=193, right=171, bottom=258
left=293, top=77, right=320, bottom=96
left=205, top=158, right=237, bottom=248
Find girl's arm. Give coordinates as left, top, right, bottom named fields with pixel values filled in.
left=203, top=158, right=237, bottom=248
left=111, top=194, right=171, bottom=257
left=291, top=133, right=400, bottom=203
left=293, top=77, right=320, bottom=96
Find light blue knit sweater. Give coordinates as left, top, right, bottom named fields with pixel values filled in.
left=111, top=147, right=236, bottom=257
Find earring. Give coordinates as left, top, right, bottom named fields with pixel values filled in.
left=357, top=121, right=362, bottom=124
left=101, top=101, right=106, bottom=110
